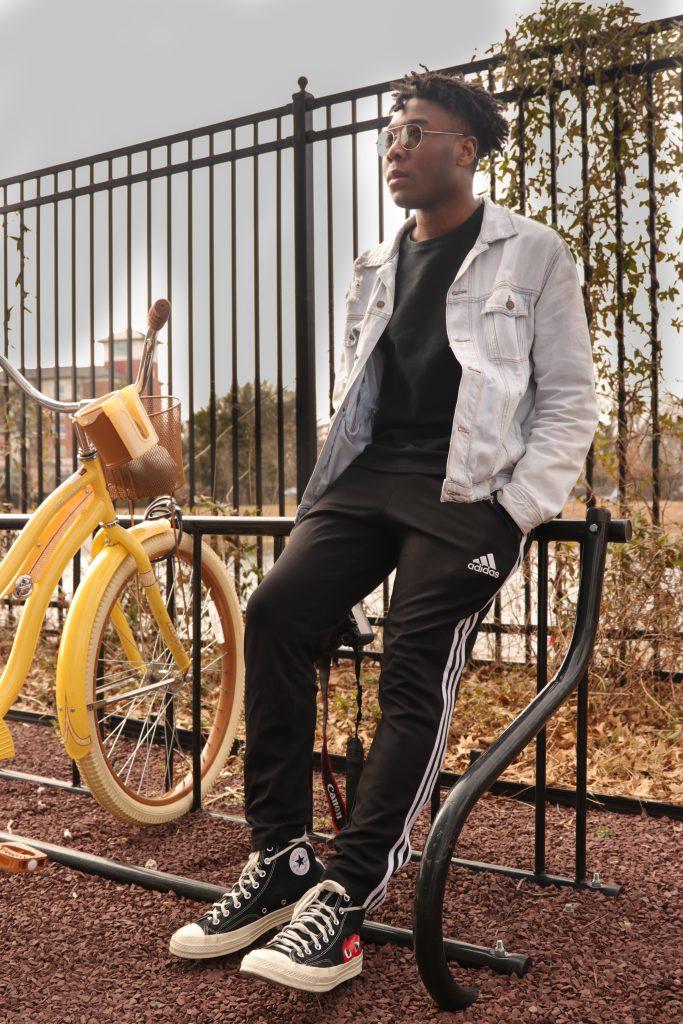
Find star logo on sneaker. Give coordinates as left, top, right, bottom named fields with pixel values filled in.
left=467, top=553, right=500, bottom=578
left=289, top=847, right=310, bottom=875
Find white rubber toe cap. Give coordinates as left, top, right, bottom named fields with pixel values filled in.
left=169, top=923, right=216, bottom=959
left=169, top=903, right=296, bottom=960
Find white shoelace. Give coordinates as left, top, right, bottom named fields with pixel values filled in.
left=209, top=836, right=308, bottom=925
left=269, top=881, right=360, bottom=957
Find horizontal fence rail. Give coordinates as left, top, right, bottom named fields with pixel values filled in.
left=0, top=512, right=651, bottom=677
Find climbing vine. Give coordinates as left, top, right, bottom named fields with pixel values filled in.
left=472, top=4, right=683, bottom=697
left=478, top=2, right=682, bottom=520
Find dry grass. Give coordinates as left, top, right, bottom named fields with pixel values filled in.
left=563, top=497, right=683, bottom=535
left=320, top=659, right=683, bottom=805
left=229, top=498, right=683, bottom=534
left=4, top=495, right=681, bottom=806
left=6, top=626, right=682, bottom=805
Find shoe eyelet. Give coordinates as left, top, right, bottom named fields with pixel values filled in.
left=281, top=899, right=287, bottom=906
left=258, top=869, right=266, bottom=878
left=261, top=908, right=268, bottom=915
left=344, top=895, right=350, bottom=902
left=244, top=893, right=251, bottom=900
left=313, top=943, right=321, bottom=951
left=253, top=882, right=260, bottom=890
left=303, top=947, right=311, bottom=956
left=234, top=900, right=241, bottom=909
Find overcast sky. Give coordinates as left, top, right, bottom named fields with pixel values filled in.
left=0, top=0, right=680, bottom=405
left=1, top=0, right=680, bottom=179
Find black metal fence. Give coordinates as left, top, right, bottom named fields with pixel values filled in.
left=1, top=14, right=681, bottom=516
left=0, top=16, right=681, bottom=688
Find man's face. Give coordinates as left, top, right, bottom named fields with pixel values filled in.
left=382, top=97, right=476, bottom=212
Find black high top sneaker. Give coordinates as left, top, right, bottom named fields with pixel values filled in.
left=240, top=879, right=364, bottom=992
left=169, top=838, right=323, bottom=959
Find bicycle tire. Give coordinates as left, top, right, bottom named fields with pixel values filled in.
left=77, top=532, right=244, bottom=825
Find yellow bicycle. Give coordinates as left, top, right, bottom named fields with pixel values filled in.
left=0, top=300, right=244, bottom=825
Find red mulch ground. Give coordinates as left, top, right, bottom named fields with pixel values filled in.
left=0, top=720, right=681, bottom=1024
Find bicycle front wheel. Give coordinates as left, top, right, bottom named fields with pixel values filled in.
left=77, top=532, right=244, bottom=825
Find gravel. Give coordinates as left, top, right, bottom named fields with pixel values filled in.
left=1, top=720, right=681, bottom=1024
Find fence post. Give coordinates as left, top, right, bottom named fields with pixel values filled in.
left=292, top=77, right=317, bottom=501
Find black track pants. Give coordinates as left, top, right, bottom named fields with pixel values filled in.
left=243, top=466, right=526, bottom=911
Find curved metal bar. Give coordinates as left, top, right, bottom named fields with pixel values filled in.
left=0, top=322, right=160, bottom=413
left=0, top=353, right=83, bottom=413
left=413, top=507, right=612, bottom=1011
left=134, top=325, right=159, bottom=394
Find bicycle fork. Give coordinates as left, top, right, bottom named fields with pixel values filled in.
left=56, top=519, right=191, bottom=760
left=100, top=522, right=191, bottom=676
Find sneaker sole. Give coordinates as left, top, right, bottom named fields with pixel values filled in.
left=240, top=949, right=363, bottom=993
left=169, top=904, right=295, bottom=959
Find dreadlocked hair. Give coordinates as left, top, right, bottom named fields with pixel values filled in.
left=390, top=70, right=509, bottom=162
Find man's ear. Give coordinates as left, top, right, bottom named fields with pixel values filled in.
left=458, top=135, right=478, bottom=169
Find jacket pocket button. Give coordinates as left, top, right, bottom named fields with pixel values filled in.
left=376, top=300, right=385, bottom=308
left=506, top=296, right=515, bottom=310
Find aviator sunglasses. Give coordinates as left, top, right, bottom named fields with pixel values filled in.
left=376, top=123, right=466, bottom=156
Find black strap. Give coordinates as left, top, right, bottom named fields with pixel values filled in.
left=344, top=648, right=365, bottom=816
left=318, top=656, right=347, bottom=833
left=318, top=606, right=373, bottom=832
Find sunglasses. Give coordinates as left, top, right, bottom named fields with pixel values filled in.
left=376, top=123, right=466, bottom=157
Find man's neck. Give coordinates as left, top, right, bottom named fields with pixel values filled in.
left=411, top=194, right=481, bottom=242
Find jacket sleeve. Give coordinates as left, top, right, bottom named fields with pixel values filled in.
left=497, top=240, right=600, bottom=534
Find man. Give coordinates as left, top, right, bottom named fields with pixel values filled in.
left=169, top=70, right=598, bottom=993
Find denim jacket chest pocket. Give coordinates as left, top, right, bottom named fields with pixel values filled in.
left=481, top=287, right=533, bottom=363
left=343, top=317, right=362, bottom=353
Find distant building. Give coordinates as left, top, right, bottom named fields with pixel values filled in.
left=8, top=330, right=161, bottom=504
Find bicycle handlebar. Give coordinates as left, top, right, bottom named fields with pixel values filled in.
left=0, top=353, right=82, bottom=413
left=134, top=298, right=171, bottom=396
left=0, top=299, right=171, bottom=412
left=147, top=298, right=171, bottom=332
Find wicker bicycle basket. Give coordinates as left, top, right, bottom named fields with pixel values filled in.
left=80, top=395, right=185, bottom=501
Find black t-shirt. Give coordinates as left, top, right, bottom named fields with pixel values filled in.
left=353, top=201, right=484, bottom=476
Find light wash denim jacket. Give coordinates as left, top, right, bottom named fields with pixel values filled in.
left=296, top=197, right=599, bottom=536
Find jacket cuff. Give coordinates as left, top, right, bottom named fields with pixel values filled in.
left=496, top=486, right=540, bottom=537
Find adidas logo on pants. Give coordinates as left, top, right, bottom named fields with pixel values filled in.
left=467, top=553, right=500, bottom=578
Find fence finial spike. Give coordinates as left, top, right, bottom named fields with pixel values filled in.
left=298, top=76, right=309, bottom=92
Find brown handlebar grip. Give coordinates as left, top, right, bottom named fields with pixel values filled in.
left=148, top=298, right=171, bottom=332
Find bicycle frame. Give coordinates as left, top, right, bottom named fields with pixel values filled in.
left=0, top=451, right=190, bottom=762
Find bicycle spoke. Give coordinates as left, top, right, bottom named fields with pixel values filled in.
left=99, top=690, right=150, bottom=757
left=120, top=688, right=164, bottom=786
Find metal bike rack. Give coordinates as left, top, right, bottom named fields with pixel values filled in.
left=413, top=507, right=622, bottom=1009
left=2, top=509, right=650, bottom=1001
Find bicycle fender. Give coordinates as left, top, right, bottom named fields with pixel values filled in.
left=56, top=519, right=174, bottom=760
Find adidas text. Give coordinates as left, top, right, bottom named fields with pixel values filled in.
left=467, top=554, right=500, bottom=578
